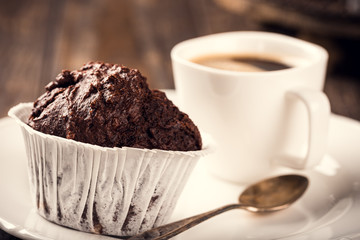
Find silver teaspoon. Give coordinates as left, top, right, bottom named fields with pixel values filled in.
left=129, top=174, right=309, bottom=240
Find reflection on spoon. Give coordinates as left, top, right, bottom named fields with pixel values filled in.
left=129, top=174, right=309, bottom=240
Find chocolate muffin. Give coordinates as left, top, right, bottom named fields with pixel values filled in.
left=9, top=62, right=211, bottom=237
left=28, top=61, right=201, bottom=151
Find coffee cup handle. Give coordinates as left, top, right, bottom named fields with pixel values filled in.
left=280, top=89, right=330, bottom=169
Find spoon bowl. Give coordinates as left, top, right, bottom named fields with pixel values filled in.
left=129, top=174, right=309, bottom=240
left=240, top=174, right=309, bottom=212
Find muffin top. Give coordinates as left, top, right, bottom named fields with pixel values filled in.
left=28, top=62, right=202, bottom=151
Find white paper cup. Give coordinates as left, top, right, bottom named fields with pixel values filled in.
left=8, top=103, right=212, bottom=237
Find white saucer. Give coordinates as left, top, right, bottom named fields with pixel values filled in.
left=170, top=115, right=360, bottom=240
left=1, top=95, right=360, bottom=239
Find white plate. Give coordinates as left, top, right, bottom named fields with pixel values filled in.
left=1, top=91, right=360, bottom=240
left=171, top=117, right=360, bottom=240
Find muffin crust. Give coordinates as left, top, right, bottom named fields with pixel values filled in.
left=28, top=62, right=202, bottom=151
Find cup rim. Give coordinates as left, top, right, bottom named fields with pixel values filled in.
left=171, top=31, right=329, bottom=77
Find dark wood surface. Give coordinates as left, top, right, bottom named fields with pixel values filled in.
left=0, top=0, right=359, bottom=239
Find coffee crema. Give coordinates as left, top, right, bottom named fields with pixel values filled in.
left=191, top=53, right=292, bottom=72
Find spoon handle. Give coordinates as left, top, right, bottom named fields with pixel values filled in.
left=128, top=204, right=241, bottom=240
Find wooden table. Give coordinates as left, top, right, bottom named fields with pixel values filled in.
left=0, top=0, right=359, bottom=239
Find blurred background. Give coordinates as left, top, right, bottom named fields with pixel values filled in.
left=0, top=0, right=360, bottom=239
left=1, top=0, right=360, bottom=120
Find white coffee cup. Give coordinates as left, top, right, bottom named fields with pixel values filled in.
left=171, top=31, right=330, bottom=183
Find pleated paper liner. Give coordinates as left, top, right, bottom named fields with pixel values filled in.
left=8, top=103, right=213, bottom=237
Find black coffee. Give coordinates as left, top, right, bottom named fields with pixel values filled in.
left=191, top=54, right=292, bottom=72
